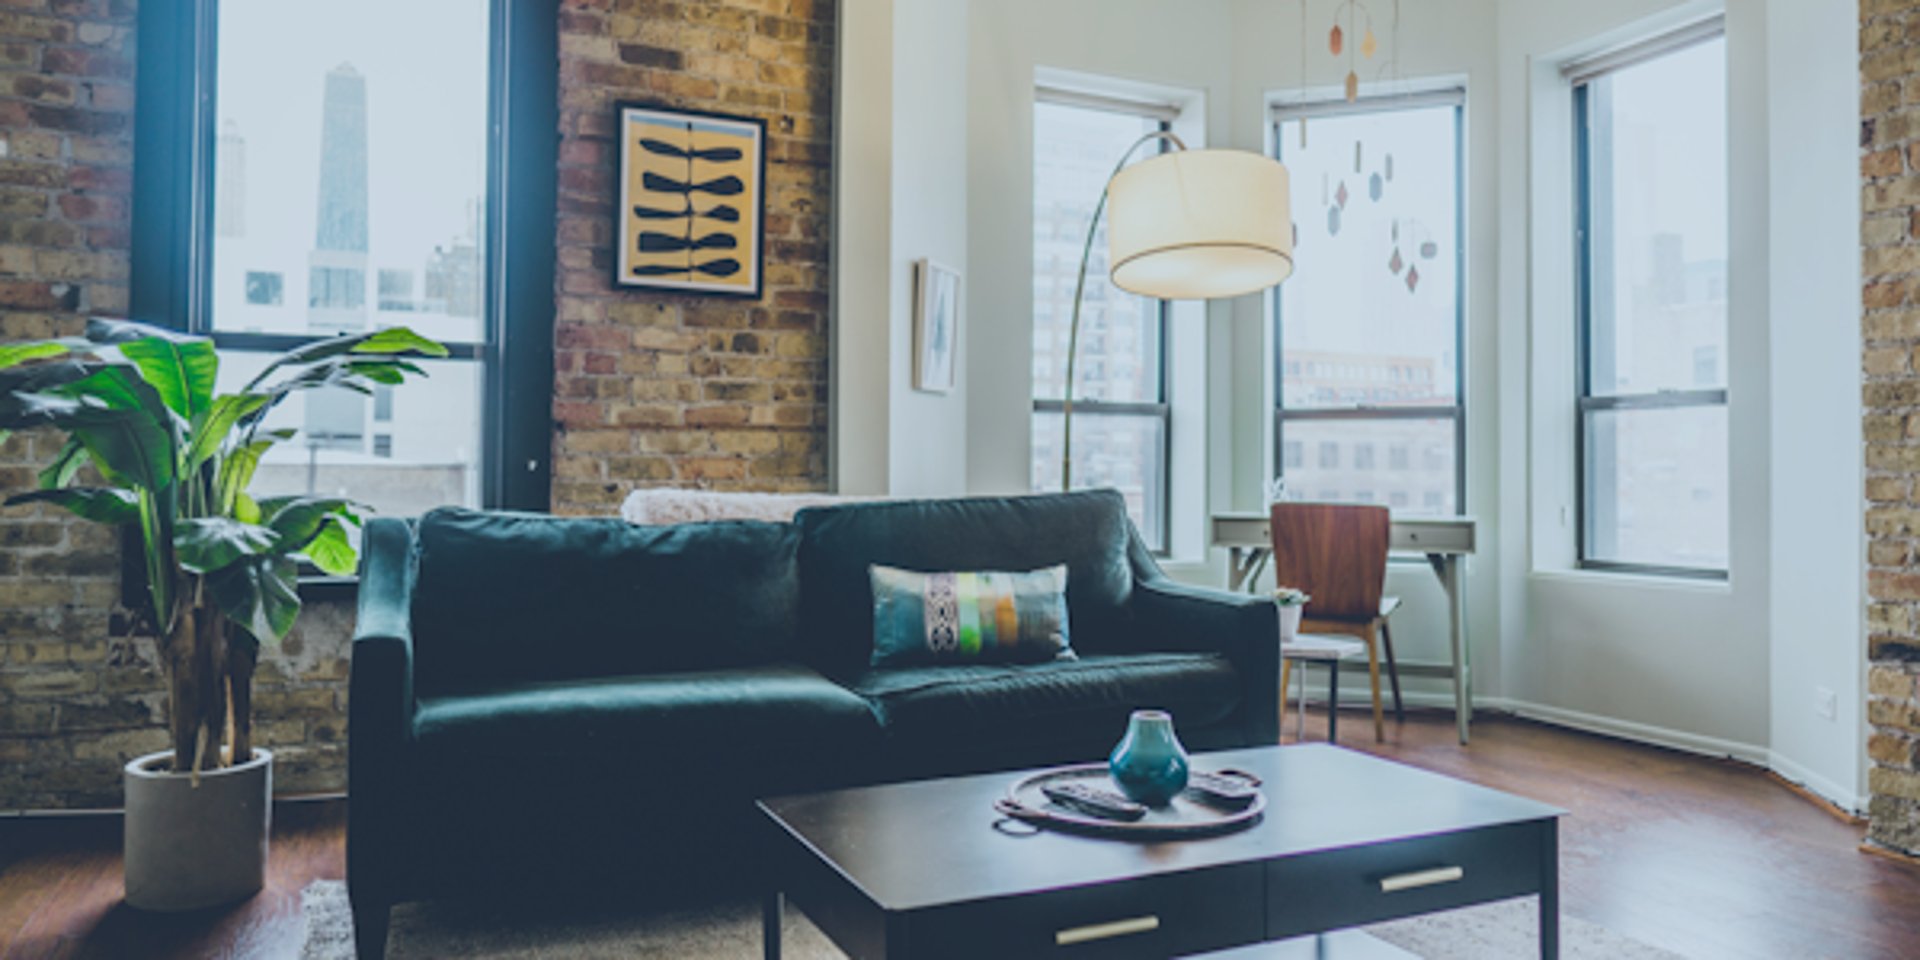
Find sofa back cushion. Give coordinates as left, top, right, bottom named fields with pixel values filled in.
left=411, top=508, right=801, bottom=691
left=795, top=491, right=1136, bottom=675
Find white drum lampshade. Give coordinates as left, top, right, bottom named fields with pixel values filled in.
left=1106, top=149, right=1293, bottom=300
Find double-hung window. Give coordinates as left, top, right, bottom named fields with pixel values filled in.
left=1272, top=91, right=1465, bottom=517
left=1570, top=19, right=1728, bottom=577
left=1030, top=90, right=1175, bottom=550
left=132, top=0, right=556, bottom=547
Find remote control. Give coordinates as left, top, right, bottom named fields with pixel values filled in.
left=1185, top=769, right=1260, bottom=809
left=1041, top=782, right=1148, bottom=821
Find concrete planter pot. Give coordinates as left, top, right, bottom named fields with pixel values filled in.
left=123, top=747, right=273, bottom=912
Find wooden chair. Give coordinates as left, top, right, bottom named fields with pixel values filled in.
left=1270, top=502, right=1403, bottom=742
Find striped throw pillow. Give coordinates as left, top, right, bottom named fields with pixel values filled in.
left=868, top=564, right=1074, bottom=667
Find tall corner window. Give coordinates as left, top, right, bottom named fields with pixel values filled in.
left=1272, top=90, right=1465, bottom=518
left=133, top=0, right=557, bottom=541
left=1030, top=89, right=1176, bottom=551
left=1571, top=18, right=1728, bottom=577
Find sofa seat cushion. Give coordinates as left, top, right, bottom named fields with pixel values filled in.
left=846, top=653, right=1240, bottom=755
left=412, top=664, right=881, bottom=794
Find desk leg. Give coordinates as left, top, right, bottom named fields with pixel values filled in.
left=764, top=889, right=783, bottom=960
left=1539, top=820, right=1560, bottom=960
left=1429, top=553, right=1471, bottom=744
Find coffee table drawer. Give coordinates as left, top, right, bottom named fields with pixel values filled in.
left=1266, top=821, right=1547, bottom=939
left=908, top=864, right=1264, bottom=959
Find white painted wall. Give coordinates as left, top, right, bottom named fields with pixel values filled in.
left=830, top=0, right=894, bottom=495
left=831, top=0, right=970, bottom=497
left=886, top=0, right=970, bottom=496
left=1762, top=0, right=1865, bottom=808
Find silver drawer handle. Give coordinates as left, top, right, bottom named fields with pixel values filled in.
left=1380, top=866, right=1465, bottom=892
left=1055, top=915, right=1160, bottom=945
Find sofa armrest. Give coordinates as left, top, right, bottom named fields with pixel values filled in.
left=1131, top=576, right=1279, bottom=746
left=348, top=516, right=419, bottom=906
left=1127, top=529, right=1279, bottom=746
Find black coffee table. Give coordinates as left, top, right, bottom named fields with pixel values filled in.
left=758, top=744, right=1563, bottom=959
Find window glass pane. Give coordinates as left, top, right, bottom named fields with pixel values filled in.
left=1584, top=404, right=1728, bottom=570
left=1032, top=411, right=1165, bottom=551
left=1274, top=418, right=1457, bottom=517
left=1032, top=101, right=1163, bottom=404
left=212, top=0, right=489, bottom=345
left=216, top=353, right=483, bottom=520
left=1582, top=38, right=1727, bottom=396
left=1276, top=104, right=1458, bottom=411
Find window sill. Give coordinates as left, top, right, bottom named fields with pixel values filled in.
left=297, top=576, right=360, bottom=603
left=1528, top=567, right=1730, bottom=594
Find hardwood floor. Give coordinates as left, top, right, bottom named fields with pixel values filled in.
left=2, top=711, right=1918, bottom=959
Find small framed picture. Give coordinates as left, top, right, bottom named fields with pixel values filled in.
left=614, top=102, right=767, bottom=298
left=913, top=259, right=959, bottom=393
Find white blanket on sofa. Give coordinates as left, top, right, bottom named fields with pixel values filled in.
left=618, top=488, right=883, bottom=525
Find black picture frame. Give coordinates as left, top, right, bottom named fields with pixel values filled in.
left=613, top=100, right=768, bottom=300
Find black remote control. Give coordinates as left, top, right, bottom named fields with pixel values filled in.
left=1185, top=769, right=1260, bottom=809
left=1042, top=782, right=1148, bottom=821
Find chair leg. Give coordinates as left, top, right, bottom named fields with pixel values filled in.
left=1364, top=622, right=1385, bottom=742
left=1278, top=657, right=1293, bottom=743
left=1380, top=617, right=1406, bottom=722
left=1328, top=659, right=1339, bottom=742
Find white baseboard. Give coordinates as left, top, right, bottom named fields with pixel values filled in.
left=1306, top=685, right=1865, bottom=815
left=1765, top=751, right=1866, bottom=816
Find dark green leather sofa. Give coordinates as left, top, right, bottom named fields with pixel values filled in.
left=346, top=490, right=1277, bottom=957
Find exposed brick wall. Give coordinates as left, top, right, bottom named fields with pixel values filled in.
left=549, top=0, right=833, bottom=516
left=1865, top=0, right=1920, bottom=856
left=0, top=0, right=836, bottom=808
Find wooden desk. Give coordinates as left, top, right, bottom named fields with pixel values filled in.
left=1212, top=512, right=1478, bottom=744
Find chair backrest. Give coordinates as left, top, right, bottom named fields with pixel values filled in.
left=1268, top=502, right=1390, bottom=623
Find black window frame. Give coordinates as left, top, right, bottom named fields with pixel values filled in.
left=130, top=0, right=556, bottom=591
left=1270, top=90, right=1468, bottom=518
left=1570, top=21, right=1728, bottom=581
left=1030, top=89, right=1175, bottom=554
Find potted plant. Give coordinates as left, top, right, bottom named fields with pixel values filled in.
left=0, top=318, right=446, bottom=911
left=1274, top=587, right=1310, bottom=643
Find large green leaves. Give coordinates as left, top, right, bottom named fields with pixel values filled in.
left=185, top=392, right=269, bottom=470
left=118, top=335, right=218, bottom=421
left=208, top=555, right=301, bottom=645
left=302, top=520, right=357, bottom=576
left=37, top=436, right=89, bottom=489
left=0, top=341, right=76, bottom=370
left=244, top=326, right=449, bottom=391
left=48, top=367, right=179, bottom=494
left=257, top=496, right=359, bottom=551
left=174, top=517, right=278, bottom=574
left=5, top=487, right=138, bottom=525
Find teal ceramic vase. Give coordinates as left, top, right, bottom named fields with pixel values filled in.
left=1108, top=709, right=1189, bottom=806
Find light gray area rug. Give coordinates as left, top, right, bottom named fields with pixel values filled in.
left=299, top=880, right=1687, bottom=959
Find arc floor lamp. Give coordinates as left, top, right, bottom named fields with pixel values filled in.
left=1060, top=133, right=1295, bottom=489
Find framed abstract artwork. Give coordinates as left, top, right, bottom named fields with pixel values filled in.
left=615, top=102, right=767, bottom=298
left=913, top=259, right=959, bottom=393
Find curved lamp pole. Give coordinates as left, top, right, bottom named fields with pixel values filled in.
left=1060, top=130, right=1190, bottom=492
